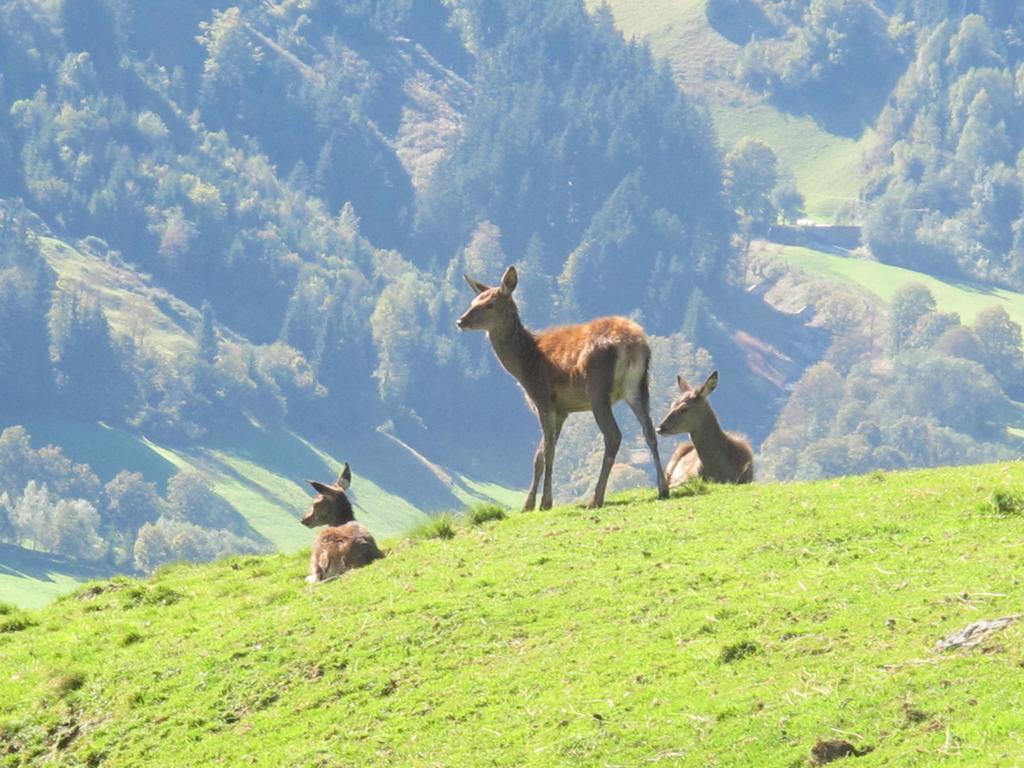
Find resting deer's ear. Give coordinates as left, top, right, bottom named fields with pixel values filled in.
left=677, top=375, right=691, bottom=393
left=309, top=480, right=339, bottom=497
left=700, top=370, right=719, bottom=398
left=464, top=274, right=490, bottom=295
left=337, top=462, right=351, bottom=491
left=500, top=265, right=518, bottom=294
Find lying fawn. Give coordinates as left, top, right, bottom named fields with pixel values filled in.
left=301, top=463, right=383, bottom=583
left=656, top=371, right=753, bottom=485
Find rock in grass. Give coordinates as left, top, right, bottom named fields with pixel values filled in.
left=935, top=615, right=1020, bottom=652
left=810, top=739, right=873, bottom=765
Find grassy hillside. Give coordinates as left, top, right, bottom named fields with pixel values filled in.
left=594, top=0, right=870, bottom=221
left=3, top=463, right=1024, bottom=766
left=0, top=544, right=118, bottom=611
left=761, top=242, right=1024, bottom=329
left=0, top=414, right=529, bottom=610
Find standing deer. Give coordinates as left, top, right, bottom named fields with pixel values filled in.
left=301, top=463, right=383, bottom=583
left=456, top=265, right=669, bottom=510
left=656, top=371, right=754, bottom=485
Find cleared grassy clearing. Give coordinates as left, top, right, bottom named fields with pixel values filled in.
left=595, top=0, right=871, bottom=222
left=712, top=104, right=872, bottom=221
left=39, top=237, right=198, bottom=360
left=765, top=242, right=1024, bottom=328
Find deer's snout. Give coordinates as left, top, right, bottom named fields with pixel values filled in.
left=656, top=417, right=678, bottom=437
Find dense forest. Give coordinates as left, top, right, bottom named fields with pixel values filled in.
left=1, top=0, right=1023, bottom=574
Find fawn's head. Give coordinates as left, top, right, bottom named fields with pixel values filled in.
left=456, top=266, right=519, bottom=333
left=302, top=463, right=355, bottom=528
left=657, top=371, right=719, bottom=436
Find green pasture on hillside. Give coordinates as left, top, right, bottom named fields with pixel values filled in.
left=2, top=463, right=1024, bottom=766
left=0, top=420, right=433, bottom=608
left=768, top=243, right=1024, bottom=329
left=594, top=0, right=870, bottom=222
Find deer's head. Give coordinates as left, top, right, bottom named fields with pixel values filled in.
left=657, top=371, right=719, bottom=436
left=302, top=463, right=355, bottom=528
left=456, top=266, right=519, bottom=333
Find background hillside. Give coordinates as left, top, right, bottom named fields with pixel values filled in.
left=1, top=0, right=1024, bottom=605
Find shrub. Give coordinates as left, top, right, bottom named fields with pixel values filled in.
left=719, top=639, right=760, bottom=664
left=673, top=477, right=710, bottom=498
left=983, top=489, right=1024, bottom=516
left=467, top=504, right=507, bottom=526
left=412, top=514, right=458, bottom=541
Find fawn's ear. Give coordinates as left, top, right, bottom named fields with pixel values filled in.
left=464, top=274, right=490, bottom=295
left=337, top=462, right=351, bottom=491
left=309, top=480, right=339, bottom=497
left=500, top=265, right=518, bottom=294
left=677, top=375, right=691, bottom=393
left=699, top=370, right=719, bottom=398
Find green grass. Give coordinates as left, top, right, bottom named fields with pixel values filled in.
left=766, top=242, right=1024, bottom=328
left=454, top=475, right=526, bottom=510
left=0, top=543, right=118, bottom=611
left=712, top=104, right=872, bottom=221
left=3, top=463, right=1024, bottom=766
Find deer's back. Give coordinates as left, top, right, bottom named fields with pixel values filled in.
left=533, top=316, right=650, bottom=411
left=314, top=522, right=382, bottom=571
left=536, top=316, right=647, bottom=373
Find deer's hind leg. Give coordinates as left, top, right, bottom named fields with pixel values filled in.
left=625, top=357, right=669, bottom=499
left=586, top=347, right=621, bottom=509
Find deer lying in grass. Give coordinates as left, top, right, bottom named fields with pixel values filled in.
left=656, top=371, right=754, bottom=486
left=301, top=463, right=383, bottom=583
left=457, top=265, right=668, bottom=510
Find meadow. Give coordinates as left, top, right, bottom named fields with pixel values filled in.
left=2, top=462, right=1023, bottom=766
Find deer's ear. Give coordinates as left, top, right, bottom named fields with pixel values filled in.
left=677, top=375, right=691, bottom=393
left=309, top=480, right=339, bottom=496
left=337, top=462, right=351, bottom=491
left=699, top=370, right=719, bottom=398
left=464, top=274, right=490, bottom=295
left=500, top=265, right=518, bottom=294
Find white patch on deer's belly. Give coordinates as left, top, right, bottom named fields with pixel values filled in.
left=558, top=385, right=592, bottom=412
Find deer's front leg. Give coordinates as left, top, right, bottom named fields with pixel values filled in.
left=538, top=412, right=564, bottom=510
left=524, top=436, right=545, bottom=511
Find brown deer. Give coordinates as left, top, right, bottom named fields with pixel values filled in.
left=456, top=265, right=669, bottom=510
left=301, top=463, right=383, bottom=583
left=656, top=371, right=754, bottom=486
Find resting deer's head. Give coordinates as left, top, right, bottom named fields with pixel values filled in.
left=456, top=265, right=519, bottom=333
left=657, top=371, right=719, bottom=436
left=302, top=463, right=355, bottom=528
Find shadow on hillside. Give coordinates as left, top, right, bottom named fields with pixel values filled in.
left=21, top=416, right=179, bottom=489
left=767, top=54, right=906, bottom=139
left=0, top=542, right=115, bottom=584
left=206, top=425, right=469, bottom=514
